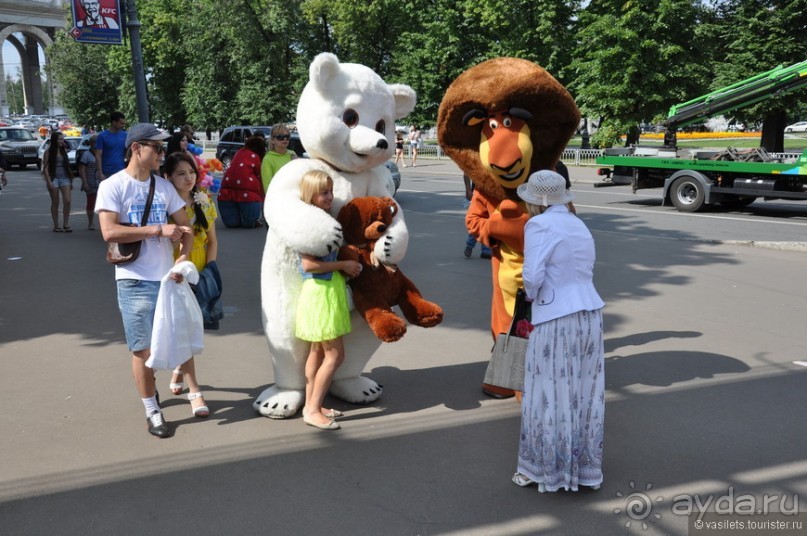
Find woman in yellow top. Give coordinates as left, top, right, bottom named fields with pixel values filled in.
left=163, top=151, right=218, bottom=417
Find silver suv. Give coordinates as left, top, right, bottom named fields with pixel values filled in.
left=0, top=127, right=40, bottom=169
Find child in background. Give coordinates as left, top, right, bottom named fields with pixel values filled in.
left=296, top=170, right=362, bottom=430
left=163, top=151, right=218, bottom=418
left=261, top=124, right=296, bottom=194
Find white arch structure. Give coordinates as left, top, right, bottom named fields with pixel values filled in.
left=0, top=24, right=55, bottom=115
left=0, top=0, right=67, bottom=116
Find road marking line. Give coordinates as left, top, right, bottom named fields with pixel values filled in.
left=574, top=203, right=807, bottom=226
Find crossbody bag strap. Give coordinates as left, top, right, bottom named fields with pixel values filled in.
left=139, top=174, right=156, bottom=226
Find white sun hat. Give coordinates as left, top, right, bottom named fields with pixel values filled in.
left=517, top=170, right=574, bottom=206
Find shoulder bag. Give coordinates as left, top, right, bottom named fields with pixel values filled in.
left=483, top=288, right=531, bottom=391
left=106, top=175, right=156, bottom=265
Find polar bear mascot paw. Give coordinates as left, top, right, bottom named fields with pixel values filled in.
left=328, top=376, right=383, bottom=405
left=253, top=386, right=304, bottom=419
left=256, top=52, right=416, bottom=418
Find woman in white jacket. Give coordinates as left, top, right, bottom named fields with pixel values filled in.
left=512, top=170, right=605, bottom=493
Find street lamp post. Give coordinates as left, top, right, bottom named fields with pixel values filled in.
left=124, top=0, right=149, bottom=123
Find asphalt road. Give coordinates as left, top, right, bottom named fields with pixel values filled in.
left=1, top=161, right=806, bottom=535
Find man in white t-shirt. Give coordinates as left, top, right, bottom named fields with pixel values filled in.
left=96, top=123, right=193, bottom=438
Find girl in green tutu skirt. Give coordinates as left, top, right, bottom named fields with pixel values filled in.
left=296, top=171, right=363, bottom=430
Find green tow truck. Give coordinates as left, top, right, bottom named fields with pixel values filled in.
left=595, top=60, right=807, bottom=212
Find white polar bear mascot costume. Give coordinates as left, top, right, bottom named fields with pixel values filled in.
left=254, top=53, right=416, bottom=418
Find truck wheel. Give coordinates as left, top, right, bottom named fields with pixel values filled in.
left=719, top=196, right=756, bottom=210
left=221, top=154, right=232, bottom=171
left=671, top=176, right=705, bottom=212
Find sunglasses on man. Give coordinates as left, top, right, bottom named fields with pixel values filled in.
left=139, top=142, right=166, bottom=154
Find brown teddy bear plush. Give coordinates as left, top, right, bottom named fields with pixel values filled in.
left=337, top=196, right=443, bottom=343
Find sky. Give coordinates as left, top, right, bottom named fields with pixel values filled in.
left=3, top=39, right=47, bottom=80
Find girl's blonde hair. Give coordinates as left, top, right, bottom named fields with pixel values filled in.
left=269, top=123, right=290, bottom=151
left=299, top=170, right=332, bottom=204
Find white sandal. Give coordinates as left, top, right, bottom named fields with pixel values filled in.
left=169, top=368, right=184, bottom=395
left=188, top=392, right=209, bottom=418
left=512, top=473, right=546, bottom=492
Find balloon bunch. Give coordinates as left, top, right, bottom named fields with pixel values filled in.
left=187, top=142, right=204, bottom=156
left=197, top=157, right=224, bottom=193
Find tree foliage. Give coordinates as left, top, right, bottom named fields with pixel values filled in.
left=570, top=0, right=713, bottom=147
left=708, top=0, right=807, bottom=123
left=44, top=0, right=805, bottom=146
left=46, top=29, right=120, bottom=130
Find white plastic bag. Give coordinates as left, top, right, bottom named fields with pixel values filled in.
left=146, top=261, right=204, bottom=370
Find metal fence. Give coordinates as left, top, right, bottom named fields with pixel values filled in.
left=408, top=145, right=606, bottom=165
left=406, top=144, right=445, bottom=160
left=202, top=141, right=800, bottom=165
left=561, top=148, right=604, bottom=166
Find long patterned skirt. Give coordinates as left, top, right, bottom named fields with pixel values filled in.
left=516, top=309, right=605, bottom=492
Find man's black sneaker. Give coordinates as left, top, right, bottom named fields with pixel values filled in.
left=146, top=411, right=173, bottom=438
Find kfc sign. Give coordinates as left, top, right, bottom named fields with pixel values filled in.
left=70, top=0, right=124, bottom=45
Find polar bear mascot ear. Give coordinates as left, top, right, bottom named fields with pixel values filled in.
left=298, top=53, right=416, bottom=175
left=308, top=52, right=341, bottom=89
left=390, top=84, right=417, bottom=119
left=309, top=54, right=416, bottom=119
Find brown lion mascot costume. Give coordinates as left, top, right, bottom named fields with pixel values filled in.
left=437, top=57, right=580, bottom=398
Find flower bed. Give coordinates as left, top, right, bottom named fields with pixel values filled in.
left=638, top=131, right=761, bottom=140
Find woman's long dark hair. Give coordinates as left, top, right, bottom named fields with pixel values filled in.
left=46, top=131, right=73, bottom=179
left=166, top=132, right=189, bottom=156
left=164, top=151, right=208, bottom=231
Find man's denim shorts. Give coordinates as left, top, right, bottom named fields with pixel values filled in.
left=117, top=279, right=160, bottom=352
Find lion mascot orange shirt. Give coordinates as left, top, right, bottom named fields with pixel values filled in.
left=437, top=57, right=580, bottom=397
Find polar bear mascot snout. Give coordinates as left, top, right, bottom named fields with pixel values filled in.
left=254, top=53, right=416, bottom=419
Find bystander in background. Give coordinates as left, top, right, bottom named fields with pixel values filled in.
left=261, top=124, right=296, bottom=194
left=95, top=111, right=127, bottom=181
left=462, top=174, right=492, bottom=259
left=78, top=134, right=100, bottom=230
left=43, top=131, right=76, bottom=233
left=218, top=135, right=266, bottom=228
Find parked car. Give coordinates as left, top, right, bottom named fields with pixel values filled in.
left=37, top=136, right=84, bottom=172
left=215, top=126, right=308, bottom=165
left=0, top=127, right=41, bottom=169
left=216, top=126, right=400, bottom=194
left=59, top=126, right=83, bottom=137
left=785, top=121, right=807, bottom=133
left=13, top=120, right=38, bottom=133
